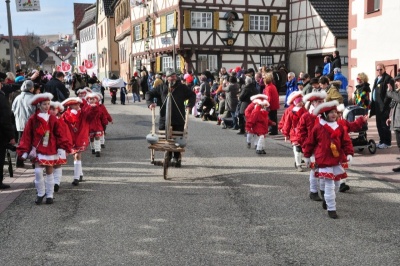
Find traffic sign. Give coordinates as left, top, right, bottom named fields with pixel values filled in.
left=29, top=46, right=48, bottom=65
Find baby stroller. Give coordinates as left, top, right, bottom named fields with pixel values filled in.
left=343, top=105, right=376, bottom=154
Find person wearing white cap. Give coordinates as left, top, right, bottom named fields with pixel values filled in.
left=245, top=94, right=276, bottom=154
left=49, top=101, right=72, bottom=192
left=303, top=101, right=354, bottom=219
left=282, top=91, right=307, bottom=172
left=17, top=93, right=72, bottom=204
left=296, top=90, right=327, bottom=201
left=86, top=93, right=104, bottom=157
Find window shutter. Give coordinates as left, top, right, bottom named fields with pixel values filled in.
left=160, top=15, right=167, bottom=33
left=213, top=12, right=219, bottom=30
left=184, top=10, right=191, bottom=29
left=143, top=22, right=148, bottom=39
left=271, top=15, right=278, bottom=33
left=174, top=11, right=177, bottom=27
left=180, top=56, right=185, bottom=72
left=152, top=19, right=155, bottom=36
left=156, top=56, right=161, bottom=73
left=243, top=13, right=249, bottom=32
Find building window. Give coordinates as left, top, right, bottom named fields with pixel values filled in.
left=148, top=20, right=153, bottom=37
left=340, top=56, right=348, bottom=66
left=6, top=49, right=9, bottom=55
left=176, top=56, right=181, bottom=71
left=166, top=13, right=174, bottom=32
left=260, top=55, right=273, bottom=67
left=250, top=15, right=270, bottom=31
left=198, top=54, right=218, bottom=73
left=162, top=56, right=173, bottom=71
left=134, top=25, right=142, bottom=41
left=191, top=11, right=212, bottom=29
left=367, top=0, right=380, bottom=13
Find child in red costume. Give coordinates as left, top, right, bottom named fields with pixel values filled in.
left=303, top=101, right=354, bottom=219
left=336, top=104, right=368, bottom=192
left=76, top=87, right=92, bottom=108
left=17, top=93, right=72, bottom=205
left=296, top=90, right=327, bottom=201
left=98, top=94, right=113, bottom=149
left=49, top=101, right=72, bottom=193
left=282, top=91, right=307, bottom=171
left=61, top=97, right=99, bottom=186
left=86, top=93, right=105, bottom=157
left=245, top=94, right=276, bottom=154
left=245, top=94, right=268, bottom=149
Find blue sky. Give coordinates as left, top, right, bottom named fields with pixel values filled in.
left=0, top=0, right=95, bottom=36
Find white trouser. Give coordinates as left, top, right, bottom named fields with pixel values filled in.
left=100, top=133, right=105, bottom=145
left=293, top=146, right=302, bottom=166
left=246, top=133, right=253, bottom=144
left=74, top=161, right=82, bottom=180
left=35, top=168, right=54, bottom=198
left=53, top=167, right=62, bottom=185
left=324, top=179, right=340, bottom=211
left=256, top=135, right=265, bottom=151
left=94, top=139, right=101, bottom=152
left=90, top=141, right=94, bottom=150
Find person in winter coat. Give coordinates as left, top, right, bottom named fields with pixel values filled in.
left=145, top=70, right=196, bottom=166
left=17, top=93, right=72, bottom=204
left=284, top=72, right=298, bottom=107
left=11, top=80, right=37, bottom=167
left=353, top=72, right=371, bottom=109
left=319, top=76, right=343, bottom=104
left=129, top=73, right=141, bottom=103
left=245, top=94, right=276, bottom=154
left=238, top=76, right=258, bottom=134
left=61, top=97, right=99, bottom=186
left=44, top=72, right=70, bottom=102
left=296, top=90, right=327, bottom=201
left=222, top=76, right=240, bottom=130
left=0, top=85, right=16, bottom=189
left=263, top=73, right=280, bottom=135
left=370, top=63, right=392, bottom=149
left=282, top=91, right=308, bottom=172
left=386, top=75, right=400, bottom=172
left=140, top=70, right=149, bottom=100
left=303, top=101, right=354, bottom=219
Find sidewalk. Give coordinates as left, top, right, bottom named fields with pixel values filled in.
left=2, top=96, right=400, bottom=214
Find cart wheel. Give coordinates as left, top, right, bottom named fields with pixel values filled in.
left=163, top=152, right=170, bottom=180
left=368, top=139, right=377, bottom=154
left=358, top=148, right=364, bottom=152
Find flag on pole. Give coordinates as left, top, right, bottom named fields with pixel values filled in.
left=78, top=65, right=86, bottom=73
left=84, top=59, right=94, bottom=69
left=56, top=65, right=62, bottom=72
left=61, top=62, right=72, bottom=72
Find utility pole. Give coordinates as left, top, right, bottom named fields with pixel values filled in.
left=5, top=0, right=15, bottom=74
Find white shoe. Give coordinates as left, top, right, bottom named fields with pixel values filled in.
left=378, top=143, right=391, bottom=149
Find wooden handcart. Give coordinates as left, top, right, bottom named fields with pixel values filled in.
left=147, top=89, right=189, bottom=180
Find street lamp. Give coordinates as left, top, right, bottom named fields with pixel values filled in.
left=170, top=27, right=177, bottom=72
left=102, top=47, right=107, bottom=78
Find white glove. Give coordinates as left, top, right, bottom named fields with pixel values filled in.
left=21, top=152, right=28, bottom=160
left=57, top=149, right=66, bottom=159
left=28, top=147, right=37, bottom=160
left=347, top=155, right=353, bottom=165
left=304, top=158, right=311, bottom=168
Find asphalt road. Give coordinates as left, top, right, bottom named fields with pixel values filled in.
left=1, top=95, right=400, bottom=265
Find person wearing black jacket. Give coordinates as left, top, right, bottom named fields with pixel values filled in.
left=370, top=63, right=393, bottom=148
left=238, top=76, right=258, bottom=134
left=44, top=71, right=70, bottom=102
left=0, top=83, right=16, bottom=189
left=146, top=70, right=196, bottom=166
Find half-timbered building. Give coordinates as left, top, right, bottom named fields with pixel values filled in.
left=288, top=0, right=348, bottom=77
left=113, top=0, right=132, bottom=82
left=131, top=0, right=289, bottom=75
